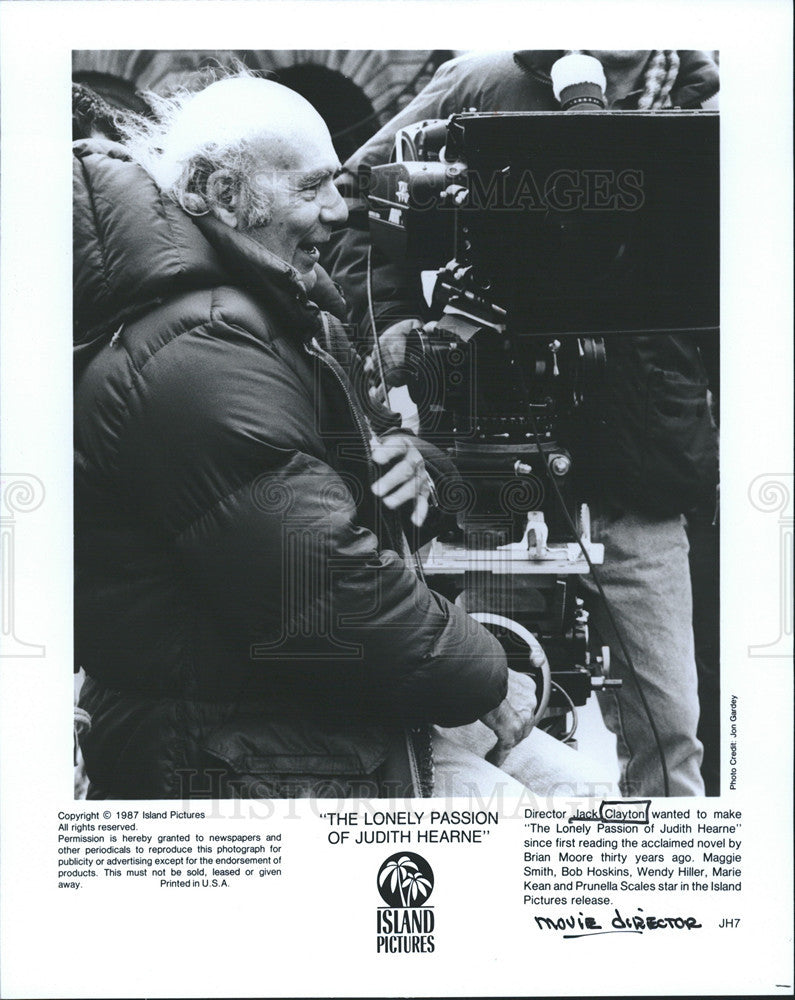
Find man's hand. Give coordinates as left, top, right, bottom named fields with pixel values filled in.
left=363, top=318, right=423, bottom=404
left=370, top=432, right=432, bottom=527
left=480, top=670, right=538, bottom=767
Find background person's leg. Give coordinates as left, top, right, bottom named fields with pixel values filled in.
left=581, top=507, right=704, bottom=797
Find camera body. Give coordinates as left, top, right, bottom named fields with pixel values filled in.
left=364, top=111, right=718, bottom=730
left=366, top=111, right=718, bottom=334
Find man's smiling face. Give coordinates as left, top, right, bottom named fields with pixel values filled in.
left=245, top=117, right=347, bottom=277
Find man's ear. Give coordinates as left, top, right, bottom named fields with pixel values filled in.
left=205, top=169, right=241, bottom=229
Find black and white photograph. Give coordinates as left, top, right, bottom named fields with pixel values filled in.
left=1, top=2, right=792, bottom=998
left=71, top=46, right=720, bottom=802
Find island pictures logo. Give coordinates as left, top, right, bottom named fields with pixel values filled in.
left=376, top=852, right=435, bottom=953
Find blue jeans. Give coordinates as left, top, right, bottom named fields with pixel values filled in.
left=581, top=507, right=704, bottom=796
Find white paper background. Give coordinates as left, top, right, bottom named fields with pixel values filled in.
left=1, top=1, right=792, bottom=996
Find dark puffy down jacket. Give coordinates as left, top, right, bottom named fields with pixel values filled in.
left=73, top=140, right=507, bottom=798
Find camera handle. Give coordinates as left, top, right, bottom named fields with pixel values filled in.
left=468, top=612, right=552, bottom=729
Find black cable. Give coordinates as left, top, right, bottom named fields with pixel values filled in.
left=372, top=224, right=667, bottom=789
left=549, top=681, right=578, bottom=743
left=366, top=244, right=389, bottom=392
left=365, top=245, right=427, bottom=585
left=529, top=412, right=671, bottom=797
left=369, top=194, right=666, bottom=791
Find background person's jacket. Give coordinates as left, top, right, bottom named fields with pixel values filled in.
left=73, top=139, right=507, bottom=799
left=324, top=50, right=719, bottom=518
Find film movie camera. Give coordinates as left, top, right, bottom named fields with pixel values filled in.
left=364, top=110, right=719, bottom=739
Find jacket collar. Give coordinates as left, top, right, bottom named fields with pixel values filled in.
left=192, top=215, right=349, bottom=342
left=73, top=138, right=348, bottom=350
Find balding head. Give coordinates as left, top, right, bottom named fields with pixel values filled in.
left=122, top=75, right=347, bottom=280
left=160, top=77, right=327, bottom=176
left=141, top=77, right=330, bottom=219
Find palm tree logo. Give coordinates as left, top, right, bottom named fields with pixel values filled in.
left=377, top=852, right=434, bottom=908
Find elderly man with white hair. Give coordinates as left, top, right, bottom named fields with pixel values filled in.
left=73, top=75, right=611, bottom=800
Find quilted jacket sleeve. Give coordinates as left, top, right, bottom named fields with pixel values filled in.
left=121, top=308, right=507, bottom=728
left=176, top=452, right=506, bottom=727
